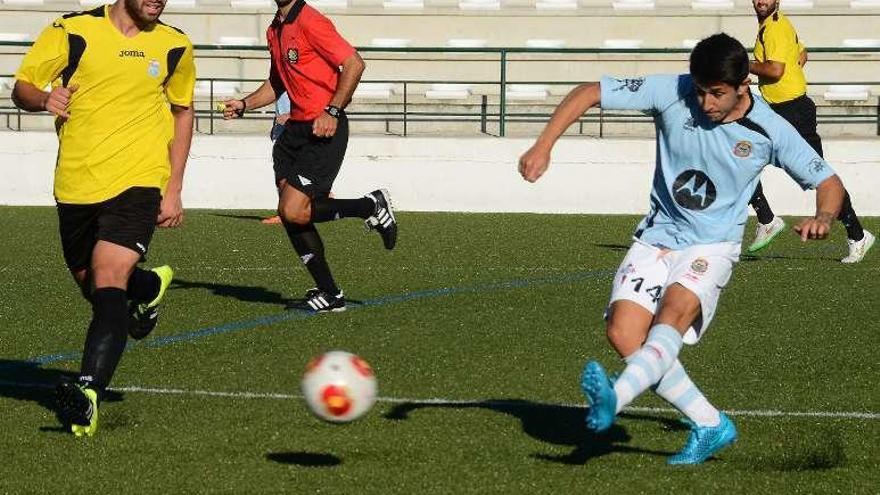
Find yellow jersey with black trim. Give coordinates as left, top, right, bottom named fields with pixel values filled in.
left=753, top=10, right=807, bottom=104
left=14, top=5, right=195, bottom=204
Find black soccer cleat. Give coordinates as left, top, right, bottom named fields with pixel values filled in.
left=56, top=379, right=99, bottom=437
left=364, top=189, right=398, bottom=250
left=288, top=288, right=346, bottom=313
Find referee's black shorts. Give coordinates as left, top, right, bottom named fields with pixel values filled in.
left=272, top=112, right=349, bottom=197
left=56, top=186, right=161, bottom=271
left=769, top=94, right=823, bottom=156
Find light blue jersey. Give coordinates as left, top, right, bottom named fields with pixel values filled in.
left=600, top=74, right=834, bottom=249
left=270, top=91, right=291, bottom=141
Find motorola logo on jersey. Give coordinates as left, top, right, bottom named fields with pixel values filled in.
left=672, top=170, right=716, bottom=211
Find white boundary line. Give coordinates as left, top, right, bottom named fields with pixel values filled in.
left=113, top=385, right=880, bottom=421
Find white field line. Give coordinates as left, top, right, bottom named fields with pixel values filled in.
left=112, top=385, right=880, bottom=421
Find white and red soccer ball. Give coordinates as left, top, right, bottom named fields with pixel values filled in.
left=301, top=350, right=377, bottom=423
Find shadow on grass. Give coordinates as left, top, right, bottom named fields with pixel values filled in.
left=210, top=213, right=277, bottom=223
left=385, top=399, right=678, bottom=464
left=266, top=452, right=342, bottom=467
left=172, top=278, right=292, bottom=307
left=0, top=359, right=125, bottom=433
left=740, top=425, right=847, bottom=472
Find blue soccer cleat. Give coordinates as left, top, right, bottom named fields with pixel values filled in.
left=667, top=412, right=738, bottom=465
left=580, top=360, right=617, bottom=432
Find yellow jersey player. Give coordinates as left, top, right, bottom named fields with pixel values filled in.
left=12, top=0, right=195, bottom=436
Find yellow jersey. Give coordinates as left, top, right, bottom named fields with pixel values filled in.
left=15, top=5, right=195, bottom=204
left=753, top=10, right=807, bottom=104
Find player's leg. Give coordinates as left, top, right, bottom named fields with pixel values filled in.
left=278, top=182, right=345, bottom=312
left=747, top=181, right=785, bottom=253
left=839, top=191, right=874, bottom=263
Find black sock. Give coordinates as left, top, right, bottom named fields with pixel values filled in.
left=749, top=181, right=775, bottom=225
left=127, top=267, right=160, bottom=303
left=311, top=196, right=374, bottom=223
left=282, top=221, right=339, bottom=294
left=79, top=287, right=129, bottom=396
left=837, top=191, right=864, bottom=241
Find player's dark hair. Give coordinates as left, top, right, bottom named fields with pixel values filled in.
left=689, top=33, right=749, bottom=87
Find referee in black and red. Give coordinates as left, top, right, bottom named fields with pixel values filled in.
left=224, top=0, right=398, bottom=312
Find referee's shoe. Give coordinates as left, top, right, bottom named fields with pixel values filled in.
left=365, top=189, right=398, bottom=250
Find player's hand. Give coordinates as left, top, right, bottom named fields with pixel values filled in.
left=312, top=112, right=337, bottom=138
left=220, top=99, right=245, bottom=120
left=518, top=144, right=551, bottom=183
left=157, top=191, right=184, bottom=228
left=43, top=84, right=78, bottom=119
left=275, top=112, right=290, bottom=125
left=794, top=214, right=832, bottom=241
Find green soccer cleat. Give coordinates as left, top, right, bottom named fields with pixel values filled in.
left=56, top=380, right=99, bottom=437
left=129, top=265, right=174, bottom=340
left=747, top=216, right=785, bottom=253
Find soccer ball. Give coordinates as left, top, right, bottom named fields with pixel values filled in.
left=301, top=350, right=377, bottom=423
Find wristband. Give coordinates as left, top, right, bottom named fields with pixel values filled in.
left=236, top=99, right=246, bottom=117
left=324, top=105, right=341, bottom=118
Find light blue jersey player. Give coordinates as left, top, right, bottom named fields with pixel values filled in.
left=519, top=34, right=845, bottom=465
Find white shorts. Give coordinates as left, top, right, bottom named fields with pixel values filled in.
left=608, top=239, right=740, bottom=345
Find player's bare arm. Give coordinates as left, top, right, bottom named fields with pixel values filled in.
left=222, top=79, right=278, bottom=120
left=12, top=80, right=79, bottom=118
left=749, top=60, right=785, bottom=82
left=158, top=104, right=194, bottom=228
left=519, top=82, right=601, bottom=183
left=794, top=174, right=845, bottom=241
left=313, top=52, right=365, bottom=138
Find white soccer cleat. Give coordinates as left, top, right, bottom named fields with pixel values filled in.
left=747, top=216, right=786, bottom=253
left=841, top=230, right=875, bottom=264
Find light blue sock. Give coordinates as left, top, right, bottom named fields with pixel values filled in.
left=654, top=359, right=721, bottom=427
left=613, top=324, right=683, bottom=413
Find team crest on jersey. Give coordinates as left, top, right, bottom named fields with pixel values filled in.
left=733, top=141, right=752, bottom=158
left=287, top=48, right=299, bottom=65
left=147, top=59, right=161, bottom=78
left=690, top=258, right=709, bottom=274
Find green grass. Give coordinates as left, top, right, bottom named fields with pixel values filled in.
left=0, top=207, right=877, bottom=493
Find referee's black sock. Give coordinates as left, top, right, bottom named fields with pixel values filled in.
left=311, top=196, right=374, bottom=223
left=749, top=181, right=776, bottom=225
left=127, top=267, right=160, bottom=303
left=838, top=191, right=865, bottom=242
left=283, top=221, right=339, bottom=294
left=79, top=287, right=129, bottom=397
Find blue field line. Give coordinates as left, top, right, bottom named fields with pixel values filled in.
left=8, top=268, right=613, bottom=369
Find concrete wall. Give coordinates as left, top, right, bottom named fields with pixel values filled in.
left=2, top=131, right=878, bottom=215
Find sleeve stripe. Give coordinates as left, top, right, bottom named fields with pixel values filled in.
left=60, top=34, right=86, bottom=87
left=163, top=46, right=186, bottom=87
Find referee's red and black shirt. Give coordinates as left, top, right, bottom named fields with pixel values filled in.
left=266, top=0, right=355, bottom=121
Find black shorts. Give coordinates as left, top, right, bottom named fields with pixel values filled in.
left=769, top=94, right=823, bottom=156
left=272, top=112, right=349, bottom=197
left=57, top=187, right=161, bottom=271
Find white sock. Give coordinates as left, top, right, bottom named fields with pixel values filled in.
left=652, top=359, right=721, bottom=427
left=613, top=324, right=683, bottom=413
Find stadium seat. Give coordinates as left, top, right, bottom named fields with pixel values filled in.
left=354, top=82, right=396, bottom=100
left=195, top=80, right=241, bottom=97
left=459, top=0, right=501, bottom=10
left=382, top=0, right=424, bottom=8
left=0, top=33, right=30, bottom=42
left=446, top=38, right=489, bottom=48
left=164, top=0, right=197, bottom=7
left=526, top=39, right=566, bottom=49
left=425, top=83, right=472, bottom=100
left=370, top=38, right=412, bottom=47
left=216, top=36, right=260, bottom=46
left=682, top=39, right=699, bottom=49
left=850, top=0, right=880, bottom=7
left=843, top=38, right=880, bottom=48
left=309, top=0, right=349, bottom=8
left=506, top=84, right=549, bottom=100
left=823, top=84, right=870, bottom=101
left=0, top=77, right=14, bottom=93
left=535, top=0, right=579, bottom=10
left=78, top=0, right=103, bottom=6
left=230, top=0, right=274, bottom=9
left=603, top=39, right=644, bottom=49
left=1, top=0, right=44, bottom=5
left=691, top=0, right=734, bottom=9
left=783, top=0, right=813, bottom=8
left=612, top=0, right=656, bottom=10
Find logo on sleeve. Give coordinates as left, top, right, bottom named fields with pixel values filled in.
left=613, top=78, right=645, bottom=92
left=809, top=157, right=826, bottom=173
left=672, top=170, right=716, bottom=211
left=733, top=141, right=752, bottom=158
left=287, top=48, right=299, bottom=65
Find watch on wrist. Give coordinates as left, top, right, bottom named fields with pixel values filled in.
left=324, top=105, right=341, bottom=118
